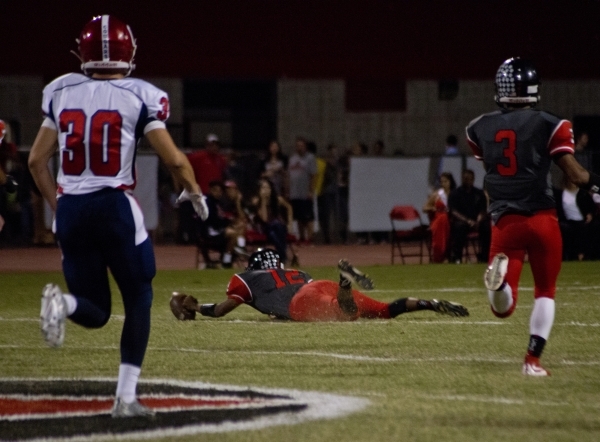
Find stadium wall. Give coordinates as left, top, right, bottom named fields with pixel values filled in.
left=4, top=76, right=600, bottom=156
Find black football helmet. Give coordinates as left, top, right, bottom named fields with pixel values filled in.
left=494, top=57, right=540, bottom=108
left=246, top=249, right=282, bottom=270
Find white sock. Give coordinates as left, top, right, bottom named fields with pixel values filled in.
left=530, top=297, right=555, bottom=340
left=116, top=363, right=141, bottom=404
left=63, top=294, right=77, bottom=316
left=237, top=236, right=246, bottom=247
left=487, top=284, right=513, bottom=314
left=223, top=253, right=232, bottom=264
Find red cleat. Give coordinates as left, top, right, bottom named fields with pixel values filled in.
left=522, top=355, right=550, bottom=376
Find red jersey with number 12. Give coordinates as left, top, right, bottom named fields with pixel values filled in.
left=41, top=73, right=169, bottom=195
left=226, top=269, right=313, bottom=319
left=466, top=108, right=574, bottom=223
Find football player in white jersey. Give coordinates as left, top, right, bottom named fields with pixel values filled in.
left=28, top=15, right=209, bottom=418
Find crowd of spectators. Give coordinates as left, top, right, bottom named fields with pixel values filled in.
left=3, top=123, right=600, bottom=265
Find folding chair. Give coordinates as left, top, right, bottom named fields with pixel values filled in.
left=390, top=205, right=431, bottom=264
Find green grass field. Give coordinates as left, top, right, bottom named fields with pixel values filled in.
left=2, top=261, right=600, bottom=441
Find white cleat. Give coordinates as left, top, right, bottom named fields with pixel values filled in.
left=484, top=253, right=508, bottom=291
left=111, top=397, right=155, bottom=418
left=522, top=355, right=550, bottom=376
left=40, top=283, right=67, bottom=348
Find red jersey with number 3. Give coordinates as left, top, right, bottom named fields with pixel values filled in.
left=41, top=73, right=170, bottom=195
left=226, top=269, right=313, bottom=319
left=466, top=108, right=574, bottom=223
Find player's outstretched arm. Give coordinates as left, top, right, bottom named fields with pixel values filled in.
left=198, top=298, right=241, bottom=318
left=170, top=294, right=241, bottom=320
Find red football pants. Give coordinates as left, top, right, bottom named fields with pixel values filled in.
left=288, top=280, right=391, bottom=322
left=489, top=209, right=562, bottom=316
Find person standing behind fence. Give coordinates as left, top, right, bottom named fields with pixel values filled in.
left=423, top=172, right=456, bottom=262
left=28, top=15, right=208, bottom=417
left=261, top=140, right=288, bottom=197
left=288, top=137, right=317, bottom=244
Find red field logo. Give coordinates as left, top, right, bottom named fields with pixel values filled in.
left=0, top=378, right=368, bottom=441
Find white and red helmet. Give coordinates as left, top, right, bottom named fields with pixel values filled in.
left=77, top=15, right=136, bottom=76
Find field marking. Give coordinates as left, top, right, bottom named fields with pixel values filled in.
left=418, top=394, right=586, bottom=408
left=1, top=344, right=599, bottom=367
left=0, top=377, right=370, bottom=439
left=2, top=317, right=600, bottom=328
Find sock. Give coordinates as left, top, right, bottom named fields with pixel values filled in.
left=530, top=297, right=555, bottom=339
left=237, top=236, right=246, bottom=247
left=222, top=253, right=232, bottom=264
left=488, top=284, right=513, bottom=315
left=388, top=298, right=408, bottom=317
left=116, top=363, right=141, bottom=404
left=527, top=335, right=546, bottom=358
left=63, top=294, right=77, bottom=316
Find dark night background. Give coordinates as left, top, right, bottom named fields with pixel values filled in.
left=3, top=0, right=600, bottom=81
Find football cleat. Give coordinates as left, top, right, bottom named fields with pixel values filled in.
left=40, top=284, right=67, bottom=348
left=338, top=259, right=374, bottom=290
left=485, top=253, right=508, bottom=291
left=430, top=299, right=470, bottom=317
left=111, top=397, right=155, bottom=418
left=522, top=355, right=550, bottom=376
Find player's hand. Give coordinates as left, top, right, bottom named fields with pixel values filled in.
left=177, top=189, right=209, bottom=221
left=170, top=292, right=199, bottom=321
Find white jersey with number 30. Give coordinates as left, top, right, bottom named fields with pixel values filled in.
left=41, top=73, right=169, bottom=195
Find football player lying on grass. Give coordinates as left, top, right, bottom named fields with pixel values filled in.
left=170, top=249, right=469, bottom=322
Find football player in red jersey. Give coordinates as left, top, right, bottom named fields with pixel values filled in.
left=172, top=249, right=469, bottom=322
left=28, top=15, right=209, bottom=417
left=466, top=57, right=600, bottom=376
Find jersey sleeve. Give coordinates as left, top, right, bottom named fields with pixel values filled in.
left=548, top=120, right=575, bottom=157
left=226, top=274, right=252, bottom=303
left=134, top=80, right=169, bottom=134
left=465, top=116, right=484, bottom=160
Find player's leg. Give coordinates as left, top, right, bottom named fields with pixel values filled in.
left=289, top=281, right=356, bottom=321
left=522, top=210, right=562, bottom=376
left=42, top=194, right=113, bottom=347
left=386, top=297, right=469, bottom=318
left=102, top=191, right=156, bottom=416
left=485, top=214, right=527, bottom=318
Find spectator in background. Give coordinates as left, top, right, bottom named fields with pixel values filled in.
left=448, top=169, right=490, bottom=263
left=423, top=171, right=456, bottom=263
left=0, top=120, right=19, bottom=246
left=221, top=180, right=249, bottom=257
left=351, top=142, right=370, bottom=245
left=247, top=178, right=293, bottom=263
left=187, top=133, right=227, bottom=194
left=337, top=147, right=351, bottom=244
left=554, top=174, right=597, bottom=261
left=316, top=144, right=338, bottom=244
left=196, top=180, right=239, bottom=269
left=222, top=148, right=245, bottom=190
left=573, top=132, right=593, bottom=172
left=288, top=137, right=317, bottom=244
left=261, top=140, right=288, bottom=197
left=436, top=134, right=461, bottom=187
left=179, top=133, right=227, bottom=244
